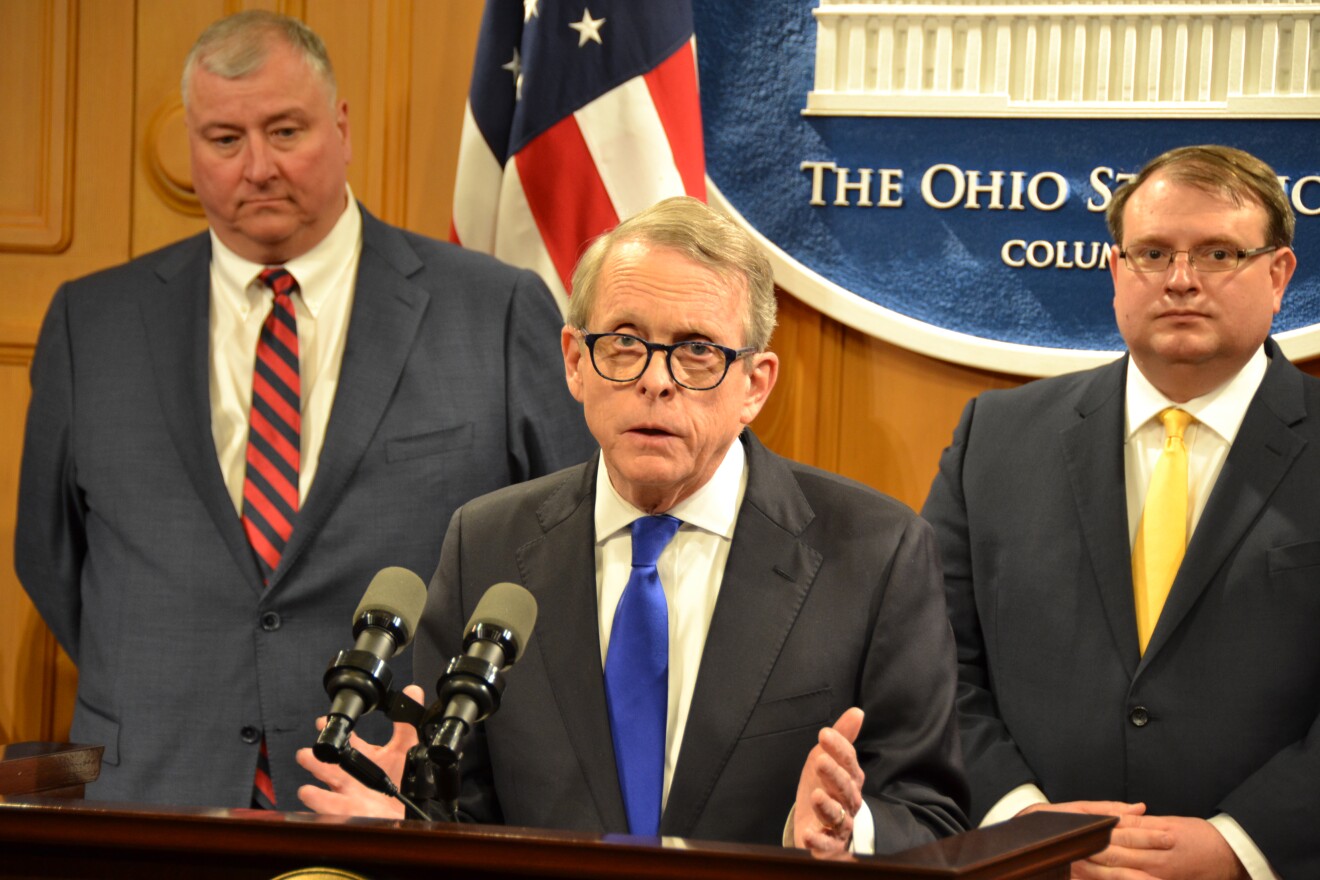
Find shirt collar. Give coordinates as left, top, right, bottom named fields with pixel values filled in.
left=595, top=435, right=749, bottom=543
left=1125, top=345, right=1268, bottom=444
left=208, top=184, right=361, bottom=319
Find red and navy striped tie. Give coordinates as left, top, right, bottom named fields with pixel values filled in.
left=243, top=267, right=301, bottom=585
left=243, top=266, right=300, bottom=809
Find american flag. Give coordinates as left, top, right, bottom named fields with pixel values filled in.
left=450, top=1, right=706, bottom=311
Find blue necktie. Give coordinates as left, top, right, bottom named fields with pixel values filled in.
left=605, top=514, right=681, bottom=835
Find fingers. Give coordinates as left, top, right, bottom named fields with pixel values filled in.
left=297, top=782, right=354, bottom=816
left=1026, top=799, right=1147, bottom=817
left=1070, top=855, right=1162, bottom=880
left=831, top=707, right=865, bottom=743
left=811, top=744, right=862, bottom=815
left=800, top=827, right=855, bottom=862
left=793, top=707, right=868, bottom=853
left=815, top=709, right=865, bottom=813
left=801, top=788, right=855, bottom=862
left=810, top=787, right=852, bottom=835
left=296, top=746, right=355, bottom=789
left=1108, top=829, right=1175, bottom=852
left=295, top=746, right=406, bottom=819
left=296, top=781, right=404, bottom=819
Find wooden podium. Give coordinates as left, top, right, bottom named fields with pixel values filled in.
left=0, top=743, right=1113, bottom=879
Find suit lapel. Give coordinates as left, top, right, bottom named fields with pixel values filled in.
left=1060, top=357, right=1142, bottom=675
left=661, top=433, right=821, bottom=838
left=139, top=235, right=265, bottom=594
left=1143, top=347, right=1308, bottom=661
left=516, top=458, right=630, bottom=832
left=273, top=209, right=429, bottom=587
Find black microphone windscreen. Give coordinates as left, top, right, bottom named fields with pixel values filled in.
left=466, top=582, right=538, bottom=653
left=353, top=567, right=428, bottom=647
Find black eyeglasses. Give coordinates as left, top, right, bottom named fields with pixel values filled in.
left=1118, top=244, right=1278, bottom=273
left=579, top=331, right=756, bottom=391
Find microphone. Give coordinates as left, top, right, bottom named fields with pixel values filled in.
left=424, top=582, right=538, bottom=767
left=313, top=567, right=428, bottom=763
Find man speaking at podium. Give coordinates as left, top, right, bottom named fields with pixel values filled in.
left=923, top=145, right=1320, bottom=879
left=300, top=197, right=969, bottom=854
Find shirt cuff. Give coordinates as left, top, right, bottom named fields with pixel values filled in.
left=979, top=783, right=1049, bottom=827
left=781, top=800, right=876, bottom=854
left=1208, top=813, right=1279, bottom=880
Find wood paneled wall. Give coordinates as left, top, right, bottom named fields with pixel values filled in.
left=0, top=0, right=489, bottom=745
left=3, top=1, right=1313, bottom=747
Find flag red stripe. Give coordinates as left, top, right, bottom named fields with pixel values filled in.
left=516, top=115, right=620, bottom=294
left=246, top=443, right=299, bottom=510
left=644, top=41, right=706, bottom=201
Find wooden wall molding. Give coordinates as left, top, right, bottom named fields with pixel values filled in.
left=143, top=94, right=204, bottom=216
left=364, top=1, right=415, bottom=222
left=0, top=344, right=35, bottom=369
left=0, top=0, right=77, bottom=253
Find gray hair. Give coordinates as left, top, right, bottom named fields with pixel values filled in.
left=181, top=10, right=336, bottom=108
left=568, top=196, right=778, bottom=351
left=1107, top=144, right=1294, bottom=249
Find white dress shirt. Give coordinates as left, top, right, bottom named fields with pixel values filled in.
left=595, top=440, right=877, bottom=852
left=594, top=438, right=747, bottom=809
left=208, top=188, right=362, bottom=513
left=981, top=347, right=1276, bottom=880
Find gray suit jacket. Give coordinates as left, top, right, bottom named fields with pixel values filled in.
left=413, top=431, right=969, bottom=849
left=922, top=340, right=1320, bottom=878
left=15, top=207, right=595, bottom=808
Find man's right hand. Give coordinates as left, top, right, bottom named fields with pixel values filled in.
left=296, top=683, right=425, bottom=819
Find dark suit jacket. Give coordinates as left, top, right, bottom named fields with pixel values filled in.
left=922, top=341, right=1320, bottom=878
left=14, top=207, right=596, bottom=808
left=413, top=430, right=969, bottom=850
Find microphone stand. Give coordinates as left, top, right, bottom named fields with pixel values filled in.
left=312, top=688, right=433, bottom=821
left=315, top=620, right=523, bottom=824
left=415, top=623, right=517, bottom=822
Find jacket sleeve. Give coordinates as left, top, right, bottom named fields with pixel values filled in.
left=921, top=397, right=1038, bottom=823
left=857, top=513, right=971, bottom=849
left=15, top=285, right=86, bottom=662
left=502, top=269, right=596, bottom=481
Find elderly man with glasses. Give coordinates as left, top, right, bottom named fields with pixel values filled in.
left=923, top=144, right=1319, bottom=880
left=298, top=196, right=970, bottom=856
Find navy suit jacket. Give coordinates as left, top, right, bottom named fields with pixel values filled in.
left=15, top=207, right=595, bottom=808
left=413, top=431, right=969, bottom=849
left=922, top=341, right=1320, bottom=878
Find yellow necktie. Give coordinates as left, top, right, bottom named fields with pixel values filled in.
left=1132, top=407, right=1194, bottom=654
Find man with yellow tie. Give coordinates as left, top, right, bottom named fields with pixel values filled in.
left=922, top=145, right=1317, bottom=880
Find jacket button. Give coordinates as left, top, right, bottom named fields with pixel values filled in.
left=240, top=726, right=260, bottom=744
left=260, top=611, right=282, bottom=632
left=1129, top=706, right=1150, bottom=727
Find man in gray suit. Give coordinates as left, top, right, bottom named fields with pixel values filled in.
left=923, top=145, right=1318, bottom=879
left=14, top=11, right=592, bottom=810
left=299, top=196, right=969, bottom=854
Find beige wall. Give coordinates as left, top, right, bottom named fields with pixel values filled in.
left=3, top=0, right=1316, bottom=746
